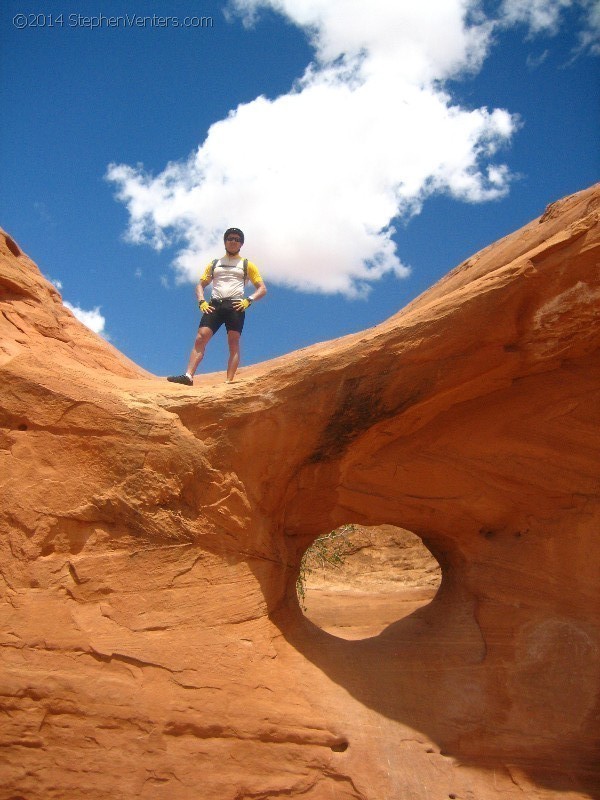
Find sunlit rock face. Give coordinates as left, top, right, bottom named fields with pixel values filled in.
left=1, top=184, right=599, bottom=800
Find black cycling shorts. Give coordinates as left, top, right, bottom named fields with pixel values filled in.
left=199, top=298, right=245, bottom=334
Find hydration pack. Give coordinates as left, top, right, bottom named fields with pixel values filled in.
left=210, top=258, right=248, bottom=279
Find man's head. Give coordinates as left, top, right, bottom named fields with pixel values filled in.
left=224, top=228, right=244, bottom=255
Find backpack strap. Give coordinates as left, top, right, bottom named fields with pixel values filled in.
left=210, top=258, right=247, bottom=279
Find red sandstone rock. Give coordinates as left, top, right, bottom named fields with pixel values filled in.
left=0, top=184, right=599, bottom=799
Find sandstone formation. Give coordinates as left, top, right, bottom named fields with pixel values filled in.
left=300, top=525, right=442, bottom=640
left=1, top=184, right=599, bottom=799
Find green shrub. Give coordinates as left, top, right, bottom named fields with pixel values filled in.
left=296, top=524, right=355, bottom=610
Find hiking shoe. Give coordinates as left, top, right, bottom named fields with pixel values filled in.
left=167, top=374, right=193, bottom=386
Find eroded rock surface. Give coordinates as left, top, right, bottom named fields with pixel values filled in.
left=1, top=184, right=599, bottom=799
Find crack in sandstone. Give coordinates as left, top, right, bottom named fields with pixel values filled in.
left=162, top=719, right=349, bottom=751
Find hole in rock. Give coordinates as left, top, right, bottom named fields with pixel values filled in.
left=297, top=524, right=442, bottom=640
left=4, top=234, right=21, bottom=257
left=330, top=740, right=349, bottom=752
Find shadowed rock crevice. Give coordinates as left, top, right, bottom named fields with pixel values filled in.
left=3, top=233, right=21, bottom=258
left=1, top=184, right=599, bottom=799
left=307, top=376, right=427, bottom=464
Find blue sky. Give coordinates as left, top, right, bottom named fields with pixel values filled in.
left=1, top=0, right=598, bottom=378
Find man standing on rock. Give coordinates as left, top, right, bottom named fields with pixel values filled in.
left=167, top=228, right=267, bottom=385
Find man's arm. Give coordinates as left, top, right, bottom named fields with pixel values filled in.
left=196, top=265, right=214, bottom=312
left=196, top=276, right=212, bottom=304
left=247, top=265, right=267, bottom=304
left=232, top=278, right=267, bottom=311
left=248, top=281, right=267, bottom=303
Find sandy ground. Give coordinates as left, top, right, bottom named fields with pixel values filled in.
left=302, top=586, right=438, bottom=640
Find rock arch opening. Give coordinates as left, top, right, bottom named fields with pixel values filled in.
left=297, top=524, right=442, bottom=640
left=4, top=233, right=21, bottom=257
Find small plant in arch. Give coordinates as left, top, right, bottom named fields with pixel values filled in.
left=296, top=524, right=356, bottom=610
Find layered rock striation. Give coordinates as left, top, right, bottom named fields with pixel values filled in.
left=1, top=185, right=599, bottom=799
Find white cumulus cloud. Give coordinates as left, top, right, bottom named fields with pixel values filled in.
left=500, top=0, right=600, bottom=51
left=500, top=0, right=573, bottom=35
left=576, top=0, right=600, bottom=53
left=64, top=301, right=107, bottom=337
left=108, top=0, right=524, bottom=297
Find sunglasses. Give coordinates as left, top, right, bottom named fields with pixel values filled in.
left=226, top=236, right=242, bottom=242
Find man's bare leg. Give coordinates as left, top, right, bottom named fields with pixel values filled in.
left=226, top=330, right=241, bottom=382
left=186, top=327, right=213, bottom=377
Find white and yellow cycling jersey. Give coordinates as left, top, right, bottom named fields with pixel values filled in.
left=201, top=255, right=263, bottom=301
